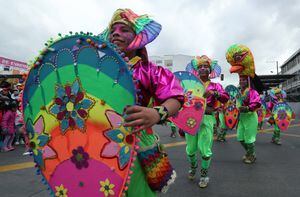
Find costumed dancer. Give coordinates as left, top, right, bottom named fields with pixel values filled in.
left=217, top=103, right=228, bottom=142
left=101, top=9, right=184, bottom=196
left=185, top=55, right=229, bottom=188
left=268, top=87, right=286, bottom=145
left=226, top=44, right=263, bottom=164
left=167, top=121, right=177, bottom=138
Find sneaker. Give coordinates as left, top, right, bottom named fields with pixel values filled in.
left=188, top=166, right=197, bottom=180
left=20, top=140, right=25, bottom=145
left=274, top=140, right=282, bottom=145
left=271, top=139, right=281, bottom=145
left=243, top=155, right=256, bottom=164
left=242, top=155, right=247, bottom=161
left=199, top=177, right=209, bottom=188
left=15, top=141, right=20, bottom=145
left=170, top=134, right=176, bottom=138
left=23, top=151, right=32, bottom=156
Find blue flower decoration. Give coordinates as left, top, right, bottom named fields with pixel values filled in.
left=103, top=129, right=132, bottom=169
left=26, top=117, right=50, bottom=168
left=49, top=79, right=95, bottom=134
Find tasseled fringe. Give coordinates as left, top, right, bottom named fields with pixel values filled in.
left=161, top=170, right=177, bottom=193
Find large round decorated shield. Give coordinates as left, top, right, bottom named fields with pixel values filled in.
left=273, top=102, right=295, bottom=131
left=225, top=85, right=240, bottom=101
left=169, top=71, right=206, bottom=135
left=224, top=85, right=240, bottom=129
left=23, top=33, right=137, bottom=196
left=224, top=103, right=239, bottom=130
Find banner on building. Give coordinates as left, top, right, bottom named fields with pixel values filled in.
left=0, top=56, right=28, bottom=71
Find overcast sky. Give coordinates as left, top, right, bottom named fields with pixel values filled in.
left=1, top=0, right=300, bottom=85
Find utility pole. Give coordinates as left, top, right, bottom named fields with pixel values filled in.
left=266, top=60, right=279, bottom=74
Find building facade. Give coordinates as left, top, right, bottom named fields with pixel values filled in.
left=0, top=56, right=28, bottom=74
left=149, top=54, right=193, bottom=72
left=280, top=48, right=300, bottom=101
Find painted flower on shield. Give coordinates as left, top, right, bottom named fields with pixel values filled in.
left=26, top=116, right=56, bottom=168
left=71, top=146, right=89, bottom=169
left=49, top=79, right=95, bottom=134
left=101, top=110, right=134, bottom=170
left=55, top=184, right=68, bottom=197
left=186, top=117, right=196, bottom=128
left=99, top=178, right=115, bottom=197
left=102, top=129, right=133, bottom=169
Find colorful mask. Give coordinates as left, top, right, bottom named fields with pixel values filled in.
left=226, top=44, right=255, bottom=78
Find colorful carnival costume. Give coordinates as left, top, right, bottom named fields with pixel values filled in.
left=268, top=88, right=286, bottom=145
left=185, top=56, right=229, bottom=188
left=23, top=8, right=183, bottom=197
left=167, top=121, right=177, bottom=138
left=226, top=44, right=262, bottom=164
left=101, top=9, right=184, bottom=196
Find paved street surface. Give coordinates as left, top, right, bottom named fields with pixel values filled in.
left=1, top=122, right=300, bottom=197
